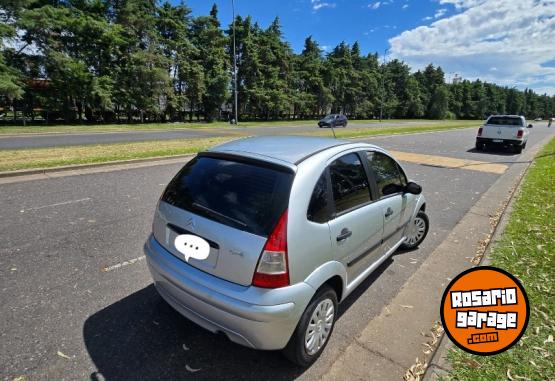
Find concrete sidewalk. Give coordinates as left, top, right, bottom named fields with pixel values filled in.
left=321, top=138, right=545, bottom=381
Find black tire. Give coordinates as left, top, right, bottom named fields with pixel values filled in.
left=282, top=285, right=338, bottom=367
left=476, top=142, right=483, bottom=151
left=400, top=210, right=429, bottom=250
left=514, top=145, right=523, bottom=154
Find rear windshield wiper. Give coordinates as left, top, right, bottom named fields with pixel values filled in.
left=192, top=202, right=247, bottom=228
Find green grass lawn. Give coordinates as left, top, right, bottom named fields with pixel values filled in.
left=447, top=137, right=555, bottom=381
left=0, top=119, right=477, bottom=135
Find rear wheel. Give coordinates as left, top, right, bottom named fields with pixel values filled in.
left=514, top=145, right=523, bottom=154
left=400, top=211, right=429, bottom=250
left=282, top=286, right=337, bottom=367
left=476, top=142, right=485, bottom=151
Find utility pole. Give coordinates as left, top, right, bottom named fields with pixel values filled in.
left=379, top=48, right=389, bottom=122
left=231, top=0, right=239, bottom=125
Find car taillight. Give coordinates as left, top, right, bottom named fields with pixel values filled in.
left=252, top=209, right=289, bottom=288
left=517, top=130, right=524, bottom=138
left=477, top=127, right=483, bottom=137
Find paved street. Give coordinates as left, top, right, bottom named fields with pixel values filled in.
left=0, top=120, right=446, bottom=149
left=0, top=123, right=553, bottom=380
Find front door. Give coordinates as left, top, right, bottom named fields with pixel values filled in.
left=364, top=151, right=410, bottom=255
left=326, top=153, right=383, bottom=284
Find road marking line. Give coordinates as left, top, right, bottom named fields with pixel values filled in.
left=388, top=150, right=508, bottom=174
left=22, top=197, right=91, bottom=212
left=102, top=255, right=146, bottom=272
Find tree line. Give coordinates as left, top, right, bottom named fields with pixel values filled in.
left=1, top=0, right=554, bottom=124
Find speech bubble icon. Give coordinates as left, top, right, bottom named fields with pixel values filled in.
left=174, top=234, right=210, bottom=262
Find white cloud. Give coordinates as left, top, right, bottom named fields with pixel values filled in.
left=422, top=7, right=448, bottom=21
left=369, top=0, right=393, bottom=9
left=438, top=0, right=487, bottom=9
left=434, top=8, right=447, bottom=18
left=311, top=0, right=336, bottom=11
left=402, top=4, right=409, bottom=9
left=389, top=0, right=555, bottom=94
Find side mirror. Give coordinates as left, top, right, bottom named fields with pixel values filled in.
left=382, top=183, right=402, bottom=196
left=404, top=182, right=422, bottom=195
left=527, top=124, right=533, bottom=128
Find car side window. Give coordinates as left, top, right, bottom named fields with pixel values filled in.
left=307, top=172, right=329, bottom=223
left=329, top=153, right=372, bottom=214
left=366, top=151, right=404, bottom=198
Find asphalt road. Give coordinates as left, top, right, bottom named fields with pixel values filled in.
left=0, top=120, right=445, bottom=150
left=1, top=124, right=553, bottom=381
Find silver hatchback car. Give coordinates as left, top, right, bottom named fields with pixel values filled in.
left=144, top=136, right=428, bottom=366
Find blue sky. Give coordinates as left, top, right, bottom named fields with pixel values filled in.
left=185, top=0, right=555, bottom=95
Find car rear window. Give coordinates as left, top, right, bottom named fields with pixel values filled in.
left=486, top=117, right=523, bottom=126
left=161, top=155, right=294, bottom=237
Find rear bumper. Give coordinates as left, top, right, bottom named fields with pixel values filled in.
left=476, top=137, right=524, bottom=146
left=144, top=235, right=314, bottom=350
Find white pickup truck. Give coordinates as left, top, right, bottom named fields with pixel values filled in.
left=476, top=115, right=532, bottom=153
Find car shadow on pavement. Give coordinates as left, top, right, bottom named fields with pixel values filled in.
left=466, top=147, right=517, bottom=156
left=84, top=284, right=306, bottom=381
left=84, top=259, right=396, bottom=380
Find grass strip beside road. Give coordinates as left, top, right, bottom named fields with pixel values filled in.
left=0, top=120, right=317, bottom=134
left=0, top=119, right=477, bottom=135
left=447, top=137, right=555, bottom=380
left=0, top=137, right=231, bottom=172
left=0, top=122, right=478, bottom=172
left=309, top=121, right=477, bottom=139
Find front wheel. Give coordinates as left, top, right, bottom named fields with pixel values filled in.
left=282, top=286, right=338, bottom=367
left=400, top=210, right=429, bottom=250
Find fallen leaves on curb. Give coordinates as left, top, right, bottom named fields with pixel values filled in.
left=56, top=350, right=71, bottom=360
left=403, top=321, right=444, bottom=381
left=471, top=187, right=514, bottom=265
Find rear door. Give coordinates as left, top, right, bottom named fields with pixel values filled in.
left=326, top=152, right=383, bottom=284
left=155, top=154, right=294, bottom=286
left=364, top=151, right=412, bottom=255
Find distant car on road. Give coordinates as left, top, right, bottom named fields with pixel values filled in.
left=144, top=136, right=428, bottom=366
left=476, top=115, right=531, bottom=153
left=535, top=117, right=543, bottom=121
left=318, top=114, right=348, bottom=128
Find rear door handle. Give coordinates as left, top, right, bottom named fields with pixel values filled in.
left=336, top=228, right=352, bottom=241
left=385, top=207, right=394, bottom=218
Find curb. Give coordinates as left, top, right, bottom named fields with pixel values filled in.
left=321, top=137, right=549, bottom=381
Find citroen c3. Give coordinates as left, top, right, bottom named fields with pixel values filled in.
left=144, top=136, right=429, bottom=366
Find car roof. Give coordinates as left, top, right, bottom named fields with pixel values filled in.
left=208, top=136, right=357, bottom=165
